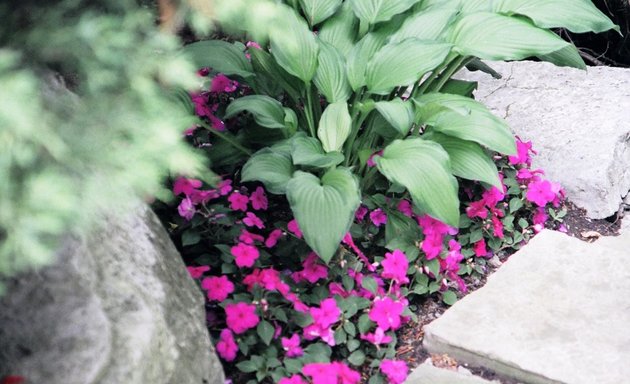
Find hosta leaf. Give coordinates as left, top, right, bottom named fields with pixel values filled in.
left=291, top=133, right=345, bottom=168
left=286, top=168, right=361, bottom=263
left=388, top=8, right=458, bottom=43
left=241, top=148, right=294, bottom=194
left=300, top=0, right=343, bottom=26
left=492, top=0, right=618, bottom=34
left=346, top=32, right=387, bottom=91
left=314, top=41, right=352, bottom=103
left=439, top=79, right=478, bottom=97
left=270, top=8, right=319, bottom=82
left=414, top=93, right=516, bottom=155
left=425, top=132, right=501, bottom=188
left=318, top=101, right=352, bottom=153
left=181, top=40, right=253, bottom=78
left=447, top=12, right=569, bottom=60
left=538, top=45, right=586, bottom=70
left=366, top=39, right=452, bottom=94
left=374, top=99, right=414, bottom=135
left=319, top=3, right=359, bottom=57
left=348, top=0, right=422, bottom=25
left=225, top=95, right=286, bottom=129
left=375, top=138, right=460, bottom=227
left=249, top=47, right=302, bottom=99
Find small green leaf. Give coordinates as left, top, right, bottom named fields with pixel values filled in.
left=348, top=350, right=366, bottom=366
left=181, top=230, right=200, bottom=246
left=374, top=99, right=414, bottom=135
left=426, top=258, right=441, bottom=277
left=236, top=358, right=261, bottom=373
left=284, top=359, right=303, bottom=374
left=182, top=40, right=253, bottom=78
left=361, top=276, right=378, bottom=294
left=318, top=101, right=352, bottom=153
left=300, top=0, right=343, bottom=26
left=358, top=314, right=373, bottom=334
left=348, top=0, right=422, bottom=25
left=509, top=197, right=523, bottom=213
left=344, top=321, right=357, bottom=336
left=442, top=290, right=457, bottom=305
left=347, top=339, right=361, bottom=352
left=314, top=41, right=352, bottom=103
left=439, top=79, right=478, bottom=97
left=291, top=133, right=344, bottom=168
left=257, top=320, right=275, bottom=345
left=225, top=95, right=286, bottom=129
left=241, top=148, right=294, bottom=194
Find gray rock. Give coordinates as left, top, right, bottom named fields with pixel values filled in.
left=456, top=61, right=630, bottom=219
left=423, top=230, right=630, bottom=384
left=405, top=361, right=501, bottom=384
left=0, top=205, right=223, bottom=384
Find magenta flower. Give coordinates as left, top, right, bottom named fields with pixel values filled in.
left=287, top=219, right=303, bottom=238
left=311, top=298, right=340, bottom=328
left=370, top=208, right=388, bottom=227
left=250, top=186, right=268, bottom=210
left=225, top=302, right=259, bottom=334
left=369, top=297, right=404, bottom=331
left=281, top=334, right=304, bottom=357
left=492, top=215, right=504, bottom=239
left=526, top=180, right=557, bottom=206
left=421, top=232, right=443, bottom=260
left=197, top=67, right=210, bottom=77
left=334, top=362, right=361, bottom=384
left=360, top=327, right=392, bottom=345
left=217, top=179, right=233, bottom=196
left=380, top=360, right=409, bottom=384
left=243, top=211, right=265, bottom=229
left=294, top=253, right=328, bottom=283
left=474, top=238, right=488, bottom=258
left=239, top=229, right=265, bottom=245
left=397, top=199, right=413, bottom=217
left=228, top=191, right=249, bottom=211
left=381, top=249, right=409, bottom=283
left=355, top=205, right=368, bottom=221
left=278, top=375, right=307, bottom=384
left=216, top=329, right=239, bottom=361
left=466, top=199, right=488, bottom=219
left=367, top=150, right=383, bottom=167
left=441, top=240, right=463, bottom=274
left=265, top=229, right=284, bottom=248
left=173, top=177, right=202, bottom=196
left=210, top=74, right=238, bottom=93
left=186, top=265, right=209, bottom=279
left=201, top=275, right=234, bottom=302
left=246, top=41, right=262, bottom=50
left=303, top=363, right=338, bottom=384
left=231, top=242, right=260, bottom=268
left=303, top=323, right=335, bottom=346
left=508, top=137, right=535, bottom=166
left=177, top=197, right=195, bottom=221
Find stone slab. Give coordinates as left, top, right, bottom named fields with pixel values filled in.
left=405, top=362, right=501, bottom=384
left=456, top=61, right=630, bottom=219
left=423, top=230, right=630, bottom=384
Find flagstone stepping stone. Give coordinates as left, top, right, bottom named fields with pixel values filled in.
left=456, top=61, right=630, bottom=219
left=422, top=229, right=630, bottom=384
left=405, top=361, right=501, bottom=384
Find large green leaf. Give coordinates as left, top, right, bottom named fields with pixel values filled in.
left=225, top=95, right=286, bottom=129
left=374, top=99, right=414, bottom=135
left=291, top=133, right=345, bottom=168
left=241, top=148, right=294, bottom=194
left=425, top=132, right=501, bottom=188
left=314, top=41, right=352, bottom=103
left=270, top=7, right=319, bottom=83
left=249, top=48, right=302, bottom=99
left=538, top=45, right=586, bottom=70
left=447, top=12, right=569, bottom=60
left=319, top=3, right=359, bottom=57
left=388, top=8, right=458, bottom=43
left=365, top=39, right=452, bottom=94
left=375, top=138, right=460, bottom=227
left=286, top=168, right=361, bottom=263
left=348, top=0, right=422, bottom=25
left=414, top=93, right=516, bottom=155
left=318, top=101, right=352, bottom=152
left=346, top=32, right=387, bottom=91
left=181, top=40, right=253, bottom=78
left=492, top=0, right=618, bottom=34
left=300, top=0, right=343, bottom=26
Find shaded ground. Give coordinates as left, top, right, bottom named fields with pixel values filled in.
left=395, top=199, right=621, bottom=383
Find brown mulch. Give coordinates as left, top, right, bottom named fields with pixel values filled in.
left=395, top=199, right=621, bottom=383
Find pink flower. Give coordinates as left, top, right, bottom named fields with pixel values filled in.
left=526, top=180, right=557, bottom=206
left=492, top=215, right=504, bottom=239
left=421, top=233, right=443, bottom=260
left=197, top=67, right=210, bottom=77
left=482, top=186, right=505, bottom=208
left=441, top=240, right=463, bottom=274
left=370, top=208, right=388, bottom=227
left=303, top=323, right=335, bottom=346
left=216, top=329, right=239, bottom=361
left=281, top=334, right=304, bottom=357
left=239, top=229, right=265, bottom=244
left=380, top=360, right=408, bottom=384
left=294, top=253, right=328, bottom=283
left=288, top=219, right=303, bottom=238
left=369, top=297, right=404, bottom=331
left=209, top=113, right=225, bottom=131
left=473, top=238, right=488, bottom=258
left=397, top=200, right=413, bottom=217
left=360, top=327, right=392, bottom=345
left=201, top=275, right=234, bottom=302
left=243, top=211, right=265, bottom=229
left=342, top=233, right=374, bottom=271
left=210, top=74, right=238, bottom=93
left=367, top=150, right=383, bottom=167
left=186, top=265, right=209, bottom=279
left=310, top=298, right=340, bottom=328
left=302, top=363, right=338, bottom=384
left=250, top=186, right=268, bottom=210
left=190, top=189, right=219, bottom=204
left=231, top=242, right=260, bottom=268
left=533, top=207, right=548, bottom=225
left=381, top=249, right=409, bottom=283
left=334, top=362, right=361, bottom=384
left=466, top=199, right=488, bottom=219
left=278, top=375, right=307, bottom=384
left=246, top=41, right=262, bottom=50
left=173, top=177, right=202, bottom=196
left=355, top=206, right=368, bottom=221
left=508, top=137, right=535, bottom=166
left=177, top=197, right=195, bottom=221
left=191, top=92, right=212, bottom=117
left=217, top=179, right=233, bottom=196
left=265, top=229, right=284, bottom=248
left=225, top=302, right=259, bottom=334
left=228, top=191, right=249, bottom=211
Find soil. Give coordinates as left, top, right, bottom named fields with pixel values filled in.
left=394, top=199, right=621, bottom=383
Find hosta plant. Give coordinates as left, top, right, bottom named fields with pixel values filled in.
left=181, top=0, right=615, bottom=264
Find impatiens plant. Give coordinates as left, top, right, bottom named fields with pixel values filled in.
left=181, top=0, right=616, bottom=264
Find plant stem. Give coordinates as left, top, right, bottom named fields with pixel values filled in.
left=304, top=83, right=316, bottom=137
left=431, top=56, right=470, bottom=93
left=200, top=121, right=253, bottom=156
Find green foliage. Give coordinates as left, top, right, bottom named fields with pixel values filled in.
left=0, top=1, right=204, bottom=291
left=193, top=0, right=615, bottom=264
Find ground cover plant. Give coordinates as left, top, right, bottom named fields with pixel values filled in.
left=154, top=0, right=615, bottom=382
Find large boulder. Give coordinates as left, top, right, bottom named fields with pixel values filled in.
left=0, top=205, right=223, bottom=384
left=456, top=61, right=630, bottom=219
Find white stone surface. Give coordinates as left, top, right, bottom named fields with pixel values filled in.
left=456, top=61, right=630, bottom=219
left=405, top=361, right=501, bottom=384
left=423, top=230, right=630, bottom=384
